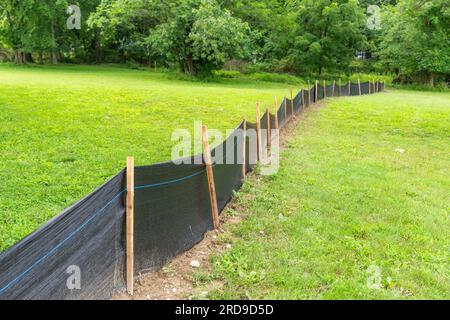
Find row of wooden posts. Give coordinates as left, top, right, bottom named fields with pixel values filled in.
left=124, top=78, right=385, bottom=295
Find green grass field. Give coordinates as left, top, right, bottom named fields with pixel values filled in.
left=198, top=90, right=450, bottom=299
left=0, top=64, right=292, bottom=251
left=1, top=65, right=449, bottom=299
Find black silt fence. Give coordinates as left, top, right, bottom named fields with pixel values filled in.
left=0, top=172, right=127, bottom=300
left=277, top=99, right=287, bottom=128
left=133, top=156, right=212, bottom=274
left=317, top=85, right=325, bottom=101
left=260, top=112, right=269, bottom=150
left=0, top=80, right=384, bottom=300
left=361, top=82, right=370, bottom=95
left=327, top=85, right=335, bottom=97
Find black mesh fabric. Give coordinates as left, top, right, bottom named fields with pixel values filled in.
left=260, top=112, right=268, bottom=150
left=277, top=100, right=287, bottom=128
left=133, top=157, right=212, bottom=274
left=361, top=82, right=370, bottom=94
left=350, top=83, right=360, bottom=96
left=340, top=83, right=350, bottom=96
left=286, top=98, right=294, bottom=120
left=294, top=91, right=302, bottom=113
left=326, top=85, right=334, bottom=97
left=0, top=172, right=126, bottom=300
left=245, top=121, right=258, bottom=173
left=213, top=122, right=246, bottom=212
left=317, top=85, right=325, bottom=100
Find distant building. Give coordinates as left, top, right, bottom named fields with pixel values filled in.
left=356, top=51, right=366, bottom=60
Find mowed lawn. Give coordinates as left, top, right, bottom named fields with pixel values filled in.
left=202, top=90, right=450, bottom=299
left=0, top=64, right=291, bottom=251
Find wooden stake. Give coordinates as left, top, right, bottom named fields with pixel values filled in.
left=266, top=107, right=271, bottom=147
left=315, top=80, right=318, bottom=102
left=338, top=79, right=341, bottom=97
left=358, top=79, right=362, bottom=95
left=126, top=156, right=135, bottom=296
left=332, top=80, right=336, bottom=97
left=202, top=126, right=220, bottom=230
left=323, top=80, right=326, bottom=98
left=274, top=97, right=279, bottom=130
left=348, top=80, right=351, bottom=96
left=256, top=103, right=263, bottom=161
left=242, top=119, right=247, bottom=179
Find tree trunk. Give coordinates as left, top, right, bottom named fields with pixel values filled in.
left=95, top=30, right=102, bottom=64
left=186, top=54, right=195, bottom=75
left=51, top=19, right=59, bottom=64
left=38, top=51, right=43, bottom=64
left=14, top=50, right=23, bottom=64
left=427, top=72, right=435, bottom=87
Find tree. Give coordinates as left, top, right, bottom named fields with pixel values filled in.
left=378, top=0, right=450, bottom=85
left=288, top=0, right=367, bottom=75
left=145, top=0, right=251, bottom=75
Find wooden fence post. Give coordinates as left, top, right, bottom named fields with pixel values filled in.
left=348, top=80, right=351, bottom=96
left=323, top=80, right=326, bottom=98
left=274, top=96, right=279, bottom=130
left=256, top=102, right=263, bottom=161
left=338, top=79, right=341, bottom=97
left=202, top=126, right=220, bottom=230
left=332, top=80, right=336, bottom=97
left=242, top=118, right=247, bottom=179
left=315, top=80, right=318, bottom=102
left=126, top=156, right=135, bottom=296
left=358, top=79, right=362, bottom=95
left=266, top=107, right=271, bottom=147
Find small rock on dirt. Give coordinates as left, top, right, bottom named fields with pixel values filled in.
left=190, top=260, right=201, bottom=268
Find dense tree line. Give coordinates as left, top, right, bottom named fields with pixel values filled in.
left=0, top=0, right=448, bottom=85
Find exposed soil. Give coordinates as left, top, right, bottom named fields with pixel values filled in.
left=114, top=102, right=324, bottom=300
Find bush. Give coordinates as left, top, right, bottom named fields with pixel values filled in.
left=213, top=70, right=242, bottom=78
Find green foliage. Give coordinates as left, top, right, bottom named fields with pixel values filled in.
left=377, top=0, right=450, bottom=85
left=289, top=0, right=367, bottom=75
left=145, top=0, right=251, bottom=75
left=0, top=0, right=447, bottom=83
